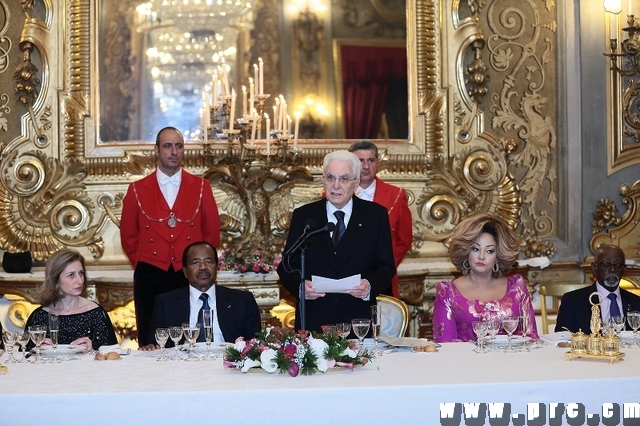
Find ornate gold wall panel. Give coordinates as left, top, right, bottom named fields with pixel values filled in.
left=0, top=0, right=571, bottom=269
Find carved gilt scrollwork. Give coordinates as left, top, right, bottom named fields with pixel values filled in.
left=415, top=134, right=521, bottom=241
left=0, top=150, right=107, bottom=260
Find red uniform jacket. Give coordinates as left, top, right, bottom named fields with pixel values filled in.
left=120, top=170, right=221, bottom=271
left=372, top=177, right=413, bottom=298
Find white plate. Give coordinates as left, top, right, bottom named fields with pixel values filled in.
left=38, top=344, right=85, bottom=355
left=619, top=331, right=636, bottom=342
left=382, top=337, right=436, bottom=348
left=182, top=342, right=230, bottom=353
left=486, top=335, right=526, bottom=347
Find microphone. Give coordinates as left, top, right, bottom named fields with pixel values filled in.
left=284, top=222, right=336, bottom=258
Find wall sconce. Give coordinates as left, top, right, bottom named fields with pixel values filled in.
left=603, top=0, right=640, bottom=170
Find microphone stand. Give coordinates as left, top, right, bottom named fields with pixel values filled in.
left=299, top=241, right=307, bottom=331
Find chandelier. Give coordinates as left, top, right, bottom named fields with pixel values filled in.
left=146, top=0, right=257, bottom=33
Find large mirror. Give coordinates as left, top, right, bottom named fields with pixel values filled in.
left=98, top=0, right=408, bottom=143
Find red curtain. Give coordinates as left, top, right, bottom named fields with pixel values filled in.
left=341, top=45, right=407, bottom=139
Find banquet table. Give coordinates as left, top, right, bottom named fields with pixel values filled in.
left=1, top=342, right=639, bottom=426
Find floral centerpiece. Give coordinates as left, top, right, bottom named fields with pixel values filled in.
left=223, top=327, right=376, bottom=376
left=218, top=248, right=282, bottom=274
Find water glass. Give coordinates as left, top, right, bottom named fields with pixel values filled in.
left=351, top=318, right=370, bottom=355
left=336, top=323, right=351, bottom=340
left=502, top=316, right=519, bottom=353
left=472, top=321, right=488, bottom=353
left=627, top=312, right=640, bottom=348
left=182, top=322, right=200, bottom=361
left=28, top=325, right=47, bottom=364
left=16, top=329, right=30, bottom=363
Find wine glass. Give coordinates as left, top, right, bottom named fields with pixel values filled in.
left=485, top=318, right=501, bottom=350
left=501, top=316, right=519, bottom=353
left=182, top=322, right=200, bottom=361
left=371, top=305, right=382, bottom=356
left=627, top=312, right=640, bottom=348
left=2, top=331, right=18, bottom=364
left=351, top=318, right=370, bottom=355
left=48, top=313, right=60, bottom=363
left=472, top=321, right=488, bottom=353
left=611, top=315, right=625, bottom=336
left=202, top=309, right=214, bottom=359
left=336, top=322, right=351, bottom=340
left=168, top=326, right=183, bottom=360
left=155, top=328, right=169, bottom=361
left=16, top=329, right=30, bottom=363
left=28, top=325, right=47, bottom=364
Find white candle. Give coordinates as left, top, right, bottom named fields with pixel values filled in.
left=253, top=64, right=259, bottom=96
left=287, top=115, right=292, bottom=136
left=281, top=99, right=287, bottom=134
left=224, top=67, right=230, bottom=97
left=630, top=0, right=633, bottom=15
left=242, top=86, right=247, bottom=116
left=249, top=78, right=254, bottom=114
left=265, top=113, right=270, bottom=154
left=229, top=89, right=236, bottom=131
left=259, top=58, right=264, bottom=95
left=250, top=115, right=257, bottom=146
left=213, top=81, right=219, bottom=108
left=611, top=13, right=617, bottom=40
left=273, top=105, right=278, bottom=131
left=293, top=112, right=301, bottom=150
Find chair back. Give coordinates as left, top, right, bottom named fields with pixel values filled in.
left=376, top=295, right=410, bottom=337
left=620, top=278, right=640, bottom=296
left=537, top=283, right=590, bottom=334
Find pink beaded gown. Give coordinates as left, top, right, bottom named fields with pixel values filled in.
left=432, top=274, right=539, bottom=343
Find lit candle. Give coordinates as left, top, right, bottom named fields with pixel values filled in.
left=293, top=111, right=301, bottom=150
left=229, top=89, right=236, bottom=131
left=253, top=64, right=259, bottom=96
left=630, top=0, right=633, bottom=16
left=242, top=85, right=247, bottom=116
left=250, top=115, right=257, bottom=146
left=223, top=66, right=230, bottom=98
left=259, top=58, right=264, bottom=95
left=265, top=113, right=270, bottom=154
left=287, top=115, right=292, bottom=136
left=281, top=98, right=287, bottom=134
left=249, top=78, right=254, bottom=115
left=611, top=13, right=617, bottom=40
left=273, top=105, right=278, bottom=131
left=213, top=80, right=219, bottom=108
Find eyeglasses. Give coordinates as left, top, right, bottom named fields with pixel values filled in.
left=322, top=174, right=357, bottom=185
left=596, top=261, right=625, bottom=272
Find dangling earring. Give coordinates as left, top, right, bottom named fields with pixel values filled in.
left=463, top=259, right=470, bottom=271
left=492, top=262, right=499, bottom=273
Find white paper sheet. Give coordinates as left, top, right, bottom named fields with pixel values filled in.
left=312, top=274, right=361, bottom=293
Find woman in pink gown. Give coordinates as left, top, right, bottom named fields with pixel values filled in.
left=432, top=214, right=538, bottom=343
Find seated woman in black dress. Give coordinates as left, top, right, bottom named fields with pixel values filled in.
left=25, top=248, right=117, bottom=351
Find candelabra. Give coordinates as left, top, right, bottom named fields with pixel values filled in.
left=202, top=90, right=311, bottom=263
left=606, top=14, right=640, bottom=75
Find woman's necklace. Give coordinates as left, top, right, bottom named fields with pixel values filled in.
left=132, top=178, right=205, bottom=228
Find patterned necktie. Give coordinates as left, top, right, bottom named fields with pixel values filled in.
left=198, top=293, right=210, bottom=342
left=333, top=211, right=346, bottom=245
left=608, top=293, right=621, bottom=318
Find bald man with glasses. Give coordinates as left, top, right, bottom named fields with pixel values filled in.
left=555, top=244, right=640, bottom=334
left=277, top=150, right=395, bottom=334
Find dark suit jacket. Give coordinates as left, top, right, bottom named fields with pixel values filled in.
left=120, top=169, right=220, bottom=271
left=277, top=197, right=396, bottom=333
left=555, top=283, right=640, bottom=334
left=148, top=284, right=261, bottom=345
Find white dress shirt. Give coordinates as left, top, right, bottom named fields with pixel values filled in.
left=326, top=198, right=354, bottom=237
left=356, top=179, right=376, bottom=202
left=156, top=169, right=182, bottom=209
left=188, top=285, right=224, bottom=342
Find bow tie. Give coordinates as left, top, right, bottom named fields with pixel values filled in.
left=159, top=174, right=180, bottom=187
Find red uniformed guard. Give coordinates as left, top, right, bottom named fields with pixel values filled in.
left=349, top=141, right=413, bottom=299
left=120, top=127, right=220, bottom=346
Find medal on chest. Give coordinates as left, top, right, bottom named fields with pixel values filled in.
left=167, top=213, right=177, bottom=228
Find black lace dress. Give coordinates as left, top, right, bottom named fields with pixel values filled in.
left=25, top=305, right=118, bottom=350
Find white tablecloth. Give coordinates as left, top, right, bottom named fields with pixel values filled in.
left=1, top=343, right=639, bottom=425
